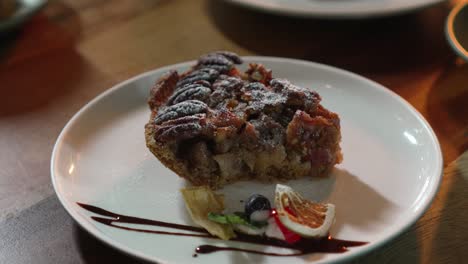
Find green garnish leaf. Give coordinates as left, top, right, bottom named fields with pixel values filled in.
left=207, top=212, right=231, bottom=224
left=208, top=212, right=260, bottom=229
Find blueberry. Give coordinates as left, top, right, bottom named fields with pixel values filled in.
left=244, top=194, right=271, bottom=220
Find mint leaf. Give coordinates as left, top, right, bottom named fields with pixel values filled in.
left=207, top=212, right=230, bottom=224
left=208, top=212, right=260, bottom=229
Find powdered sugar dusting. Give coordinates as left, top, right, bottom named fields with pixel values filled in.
left=151, top=52, right=323, bottom=150
left=168, top=83, right=212, bottom=105
left=177, top=68, right=220, bottom=88
left=154, top=100, right=208, bottom=124
left=271, top=78, right=321, bottom=112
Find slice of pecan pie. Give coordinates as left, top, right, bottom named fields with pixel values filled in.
left=145, top=51, right=342, bottom=189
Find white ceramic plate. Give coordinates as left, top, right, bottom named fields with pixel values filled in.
left=51, top=57, right=442, bottom=263
left=223, top=0, right=446, bottom=18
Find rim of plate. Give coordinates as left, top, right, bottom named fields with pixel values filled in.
left=51, top=56, right=443, bottom=263
left=223, top=0, right=446, bottom=18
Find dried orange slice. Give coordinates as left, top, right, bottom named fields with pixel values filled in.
left=274, top=184, right=335, bottom=238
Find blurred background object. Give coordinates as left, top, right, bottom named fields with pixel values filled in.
left=0, top=0, right=17, bottom=19
left=446, top=1, right=468, bottom=61
left=0, top=0, right=46, bottom=33
left=222, top=0, right=448, bottom=18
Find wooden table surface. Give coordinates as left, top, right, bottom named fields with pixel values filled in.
left=1, top=0, right=467, bottom=263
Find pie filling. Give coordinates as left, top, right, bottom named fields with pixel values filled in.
left=145, top=51, right=342, bottom=188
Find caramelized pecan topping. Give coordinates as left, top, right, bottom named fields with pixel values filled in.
left=270, top=79, right=321, bottom=112
left=154, top=114, right=207, bottom=142
left=250, top=115, right=285, bottom=149
left=241, top=82, right=266, bottom=92
left=148, top=70, right=179, bottom=110
left=177, top=68, right=220, bottom=88
left=245, top=63, right=272, bottom=84
left=243, top=89, right=285, bottom=118
left=286, top=110, right=339, bottom=161
left=167, top=82, right=212, bottom=105
left=146, top=51, right=342, bottom=188
left=154, top=100, right=208, bottom=125
left=150, top=52, right=327, bottom=152
left=209, top=108, right=244, bottom=128
left=212, top=51, right=243, bottom=64
left=209, top=76, right=244, bottom=107
left=196, top=51, right=243, bottom=73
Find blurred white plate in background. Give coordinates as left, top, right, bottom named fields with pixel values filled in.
left=0, top=0, right=46, bottom=33
left=223, top=0, right=446, bottom=18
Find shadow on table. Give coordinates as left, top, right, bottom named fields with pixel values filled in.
left=427, top=61, right=468, bottom=158
left=0, top=30, right=21, bottom=60
left=73, top=224, right=151, bottom=264
left=206, top=0, right=452, bottom=76
left=0, top=2, right=83, bottom=117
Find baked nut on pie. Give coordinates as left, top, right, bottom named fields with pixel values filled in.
left=145, top=51, right=342, bottom=189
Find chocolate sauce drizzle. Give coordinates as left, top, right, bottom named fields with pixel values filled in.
left=77, top=202, right=367, bottom=257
